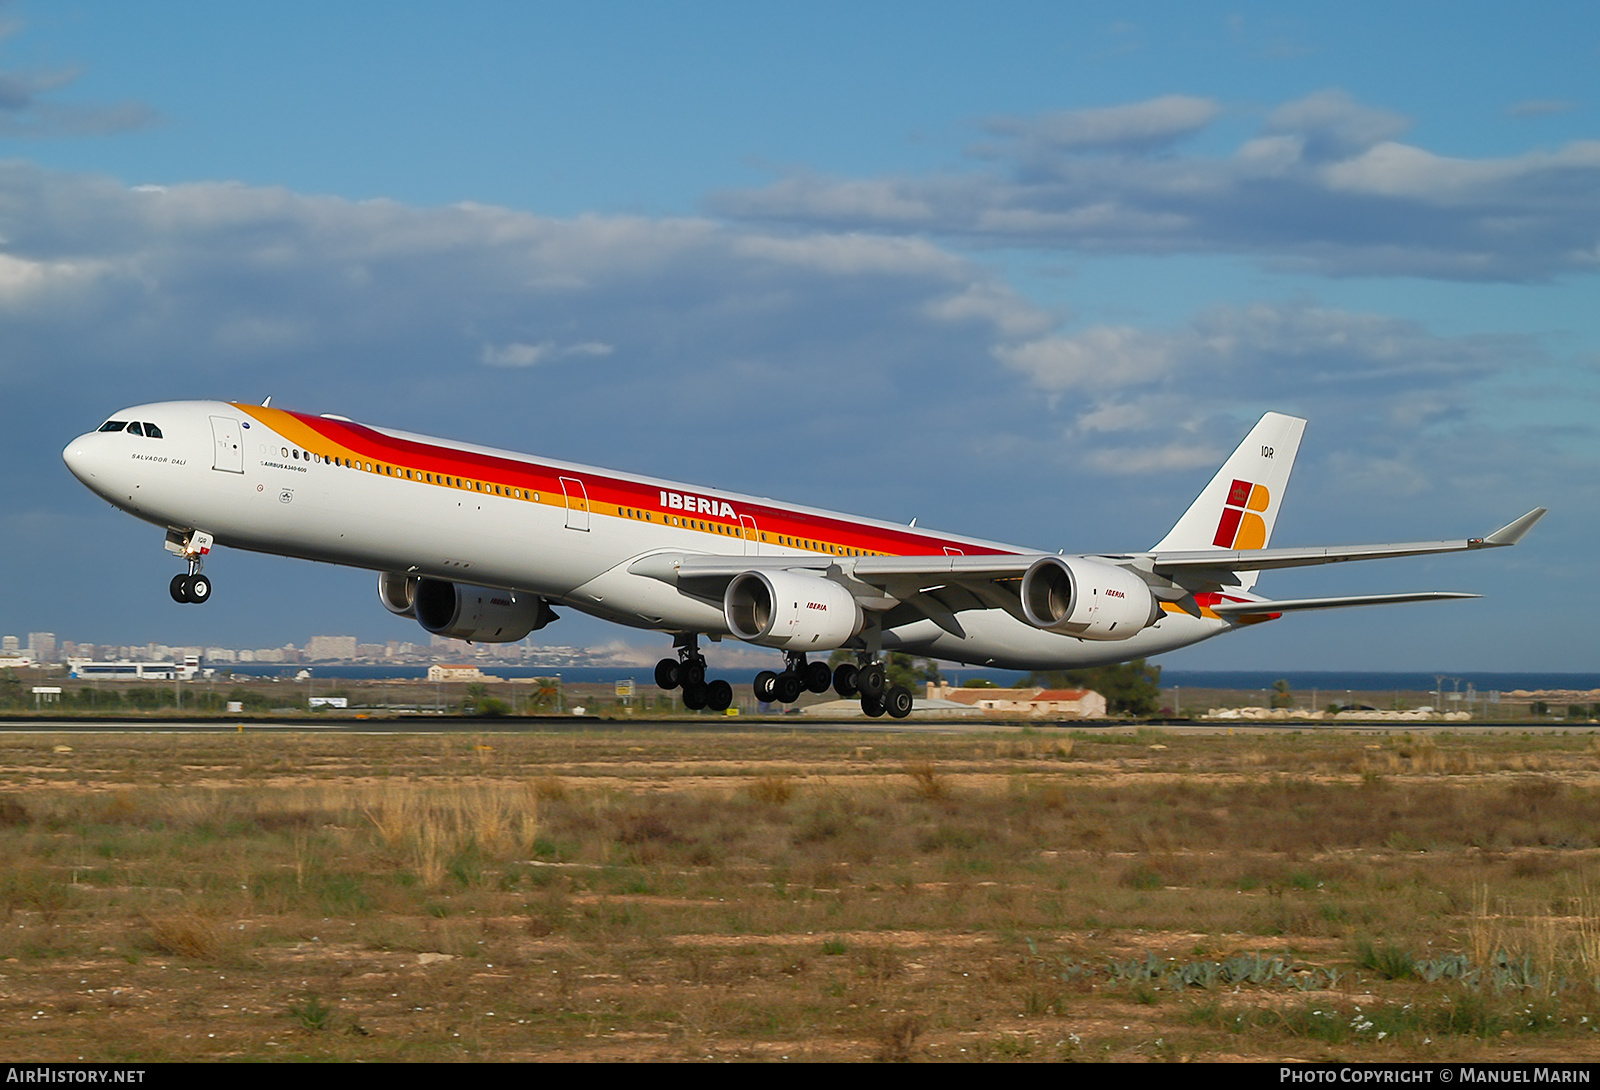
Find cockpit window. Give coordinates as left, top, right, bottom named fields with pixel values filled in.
left=142, top=423, right=163, bottom=439
left=97, top=420, right=127, bottom=433
left=126, top=422, right=144, bottom=436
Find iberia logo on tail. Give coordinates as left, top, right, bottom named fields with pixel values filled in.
left=1213, top=479, right=1271, bottom=550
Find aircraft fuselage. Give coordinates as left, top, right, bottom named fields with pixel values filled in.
left=61, top=399, right=1227, bottom=671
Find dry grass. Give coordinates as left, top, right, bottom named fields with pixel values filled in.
left=363, top=780, right=540, bottom=887
left=1, top=726, right=1600, bottom=1060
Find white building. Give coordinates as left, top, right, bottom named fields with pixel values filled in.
left=68, top=655, right=204, bottom=681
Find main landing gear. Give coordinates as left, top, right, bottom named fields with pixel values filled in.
left=653, top=635, right=734, bottom=713
left=165, top=529, right=215, bottom=605
left=653, top=639, right=916, bottom=720
left=753, top=651, right=831, bottom=705
left=757, top=653, right=914, bottom=719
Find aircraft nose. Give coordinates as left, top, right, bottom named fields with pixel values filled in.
left=62, top=434, right=98, bottom=484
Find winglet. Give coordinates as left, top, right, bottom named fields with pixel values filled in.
left=1480, top=508, right=1547, bottom=548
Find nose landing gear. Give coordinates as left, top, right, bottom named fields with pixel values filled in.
left=169, top=571, right=212, bottom=604
left=165, top=529, right=215, bottom=604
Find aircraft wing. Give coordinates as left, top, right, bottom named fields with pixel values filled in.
left=627, top=508, right=1544, bottom=624
left=1145, top=508, right=1546, bottom=588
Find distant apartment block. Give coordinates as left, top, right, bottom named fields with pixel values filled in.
left=306, top=635, right=359, bottom=660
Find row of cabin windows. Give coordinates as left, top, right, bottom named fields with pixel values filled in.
left=617, top=507, right=882, bottom=555
left=317, top=452, right=540, bottom=501
left=771, top=533, right=874, bottom=557
left=658, top=516, right=880, bottom=556
left=267, top=450, right=887, bottom=556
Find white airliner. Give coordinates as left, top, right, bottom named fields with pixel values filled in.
left=63, top=401, right=1543, bottom=718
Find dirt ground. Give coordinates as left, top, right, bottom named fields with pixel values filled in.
left=2, top=725, right=1600, bottom=1062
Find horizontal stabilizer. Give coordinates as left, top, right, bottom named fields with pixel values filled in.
left=1209, top=591, right=1481, bottom=616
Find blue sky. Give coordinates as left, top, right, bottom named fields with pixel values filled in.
left=3, top=1, right=1596, bottom=671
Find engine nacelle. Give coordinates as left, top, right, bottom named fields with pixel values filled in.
left=379, top=574, right=556, bottom=642
left=1019, top=556, right=1161, bottom=641
left=377, top=571, right=419, bottom=617
left=724, top=570, right=864, bottom=651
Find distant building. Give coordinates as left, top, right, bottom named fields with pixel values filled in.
left=428, top=664, right=489, bottom=682
left=27, top=633, right=56, bottom=663
left=1028, top=688, right=1109, bottom=718
left=306, top=635, right=358, bottom=660
left=925, top=683, right=1106, bottom=719
left=69, top=655, right=205, bottom=681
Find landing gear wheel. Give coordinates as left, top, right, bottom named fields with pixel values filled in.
left=832, top=663, right=859, bottom=698
left=680, top=660, right=706, bottom=688
left=803, top=661, right=832, bottom=694
left=186, top=573, right=211, bottom=603
left=655, top=658, right=681, bottom=690
left=753, top=670, right=779, bottom=702
left=681, top=681, right=707, bottom=711
left=885, top=685, right=913, bottom=719
left=775, top=672, right=804, bottom=704
left=704, top=679, right=733, bottom=713
left=170, top=574, right=191, bottom=603
left=861, top=694, right=886, bottom=718
left=856, top=661, right=887, bottom=700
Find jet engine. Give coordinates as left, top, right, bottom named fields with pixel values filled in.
left=1018, top=556, right=1161, bottom=641
left=724, top=570, right=864, bottom=650
left=377, top=572, right=556, bottom=642
left=378, top=571, right=421, bottom=617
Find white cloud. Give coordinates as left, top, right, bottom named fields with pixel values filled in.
left=481, top=341, right=614, bottom=368
left=985, top=301, right=1538, bottom=494
left=1087, top=441, right=1224, bottom=475
left=1263, top=89, right=1410, bottom=160
left=0, top=162, right=1050, bottom=489
left=996, top=325, right=1176, bottom=392
left=999, top=302, right=1522, bottom=397
left=0, top=66, right=156, bottom=137
left=980, top=95, right=1223, bottom=155
left=1505, top=99, right=1577, bottom=119
left=715, top=90, right=1600, bottom=282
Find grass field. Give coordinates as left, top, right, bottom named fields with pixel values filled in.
left=3, top=725, right=1600, bottom=1061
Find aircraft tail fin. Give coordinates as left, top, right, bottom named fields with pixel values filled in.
left=1150, top=412, right=1306, bottom=591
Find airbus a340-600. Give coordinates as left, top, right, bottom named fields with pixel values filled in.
left=63, top=402, right=1544, bottom=717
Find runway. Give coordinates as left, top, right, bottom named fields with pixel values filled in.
left=0, top=714, right=1572, bottom=734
